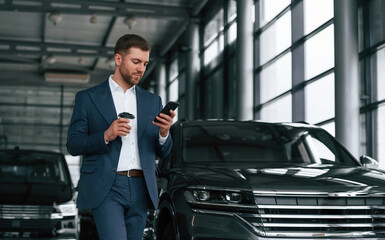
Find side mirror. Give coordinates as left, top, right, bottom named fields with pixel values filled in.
left=360, top=155, right=379, bottom=169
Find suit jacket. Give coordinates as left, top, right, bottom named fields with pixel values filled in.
left=66, top=79, right=172, bottom=209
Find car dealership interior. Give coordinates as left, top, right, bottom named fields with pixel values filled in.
left=1, top=0, right=385, bottom=239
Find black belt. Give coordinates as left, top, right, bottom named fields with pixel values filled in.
left=116, top=169, right=143, bottom=177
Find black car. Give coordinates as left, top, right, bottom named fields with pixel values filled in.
left=152, top=120, right=385, bottom=240
left=0, top=149, right=79, bottom=239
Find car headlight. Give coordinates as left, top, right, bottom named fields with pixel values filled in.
left=185, top=187, right=252, bottom=206
left=52, top=202, right=77, bottom=218
left=193, top=190, right=211, bottom=201
left=58, top=203, right=77, bottom=216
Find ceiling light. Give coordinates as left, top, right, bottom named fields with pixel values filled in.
left=90, top=13, right=97, bottom=24
left=46, top=55, right=56, bottom=64
left=45, top=72, right=90, bottom=84
left=123, top=16, right=137, bottom=30
left=48, top=12, right=62, bottom=26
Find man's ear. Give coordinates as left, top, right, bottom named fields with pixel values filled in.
left=114, top=53, right=121, bottom=66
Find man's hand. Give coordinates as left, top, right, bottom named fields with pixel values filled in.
left=153, top=110, right=176, bottom=137
left=104, top=118, right=131, bottom=142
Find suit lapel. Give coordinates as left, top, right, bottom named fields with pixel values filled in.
left=136, top=87, right=151, bottom=140
left=89, top=79, right=117, bottom=126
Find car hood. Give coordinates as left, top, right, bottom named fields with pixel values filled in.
left=183, top=164, right=385, bottom=196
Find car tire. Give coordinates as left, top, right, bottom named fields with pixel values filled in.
left=160, top=222, right=176, bottom=240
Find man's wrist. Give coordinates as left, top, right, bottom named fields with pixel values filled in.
left=104, top=131, right=109, bottom=144
left=159, top=132, right=168, bottom=145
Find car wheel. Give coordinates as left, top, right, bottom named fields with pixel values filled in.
left=160, top=222, right=176, bottom=240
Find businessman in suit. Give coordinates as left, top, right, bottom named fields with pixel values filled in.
left=67, top=34, right=175, bottom=240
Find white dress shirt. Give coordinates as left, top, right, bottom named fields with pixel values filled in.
left=108, top=75, right=168, bottom=171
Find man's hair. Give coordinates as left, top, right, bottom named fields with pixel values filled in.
left=114, top=34, right=151, bottom=55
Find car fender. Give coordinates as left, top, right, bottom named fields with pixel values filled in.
left=156, top=194, right=180, bottom=240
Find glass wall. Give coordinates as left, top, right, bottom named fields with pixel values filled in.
left=200, top=0, right=238, bottom=119
left=163, top=0, right=384, bottom=168
left=167, top=58, right=179, bottom=121
left=359, top=0, right=385, bottom=167
left=255, top=0, right=334, bottom=131
left=256, top=0, right=292, bottom=122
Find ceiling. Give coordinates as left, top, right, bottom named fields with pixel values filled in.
left=0, top=0, right=208, bottom=88
left=0, top=0, right=209, bottom=153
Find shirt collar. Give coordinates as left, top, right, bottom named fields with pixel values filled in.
left=109, top=75, right=136, bottom=94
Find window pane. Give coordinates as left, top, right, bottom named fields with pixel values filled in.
left=260, top=0, right=291, bottom=27
left=360, top=113, right=367, bottom=156
left=204, top=9, right=224, bottom=46
left=204, top=35, right=224, bottom=65
left=204, top=70, right=224, bottom=119
left=229, top=22, right=237, bottom=43
left=260, top=94, right=292, bottom=122
left=260, top=11, right=291, bottom=65
left=168, top=80, right=179, bottom=121
left=305, top=24, right=334, bottom=80
left=228, top=0, right=237, bottom=22
left=260, top=52, right=292, bottom=103
left=305, top=73, right=335, bottom=124
left=168, top=59, right=179, bottom=102
left=368, top=0, right=385, bottom=47
left=304, top=0, right=333, bottom=34
left=169, top=59, right=178, bottom=81
left=376, top=48, right=385, bottom=101
left=168, top=80, right=178, bottom=101
left=378, top=106, right=385, bottom=169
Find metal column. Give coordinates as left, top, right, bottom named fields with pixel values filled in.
left=185, top=20, right=200, bottom=120
left=291, top=1, right=305, bottom=122
left=334, top=0, right=360, bottom=157
left=237, top=0, right=254, bottom=120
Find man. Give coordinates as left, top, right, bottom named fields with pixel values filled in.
left=67, top=34, right=175, bottom=240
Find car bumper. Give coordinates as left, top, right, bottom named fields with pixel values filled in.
left=182, top=209, right=385, bottom=240
left=0, top=216, right=78, bottom=237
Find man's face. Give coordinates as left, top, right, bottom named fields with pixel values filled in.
left=115, top=47, right=150, bottom=86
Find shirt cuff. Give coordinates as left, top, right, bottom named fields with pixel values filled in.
left=159, top=133, right=169, bottom=145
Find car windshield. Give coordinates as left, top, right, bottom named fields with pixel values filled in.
left=0, top=151, right=69, bottom=184
left=182, top=124, right=358, bottom=167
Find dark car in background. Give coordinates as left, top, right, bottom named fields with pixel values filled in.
left=152, top=120, right=385, bottom=240
left=0, top=149, right=79, bottom=239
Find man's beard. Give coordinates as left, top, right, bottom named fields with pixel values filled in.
left=120, top=68, right=141, bottom=86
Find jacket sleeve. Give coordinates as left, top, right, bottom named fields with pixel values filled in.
left=66, top=91, right=108, bottom=156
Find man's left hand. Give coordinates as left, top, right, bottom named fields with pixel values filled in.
left=153, top=110, right=176, bottom=137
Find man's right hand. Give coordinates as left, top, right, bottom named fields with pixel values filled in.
left=104, top=118, right=131, bottom=142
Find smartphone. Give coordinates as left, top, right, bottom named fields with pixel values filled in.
left=154, top=101, right=179, bottom=123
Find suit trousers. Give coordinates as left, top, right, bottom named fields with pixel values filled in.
left=92, top=174, right=150, bottom=240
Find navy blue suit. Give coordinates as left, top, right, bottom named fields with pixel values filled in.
left=67, top=79, right=172, bottom=210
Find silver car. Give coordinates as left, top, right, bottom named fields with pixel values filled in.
left=0, top=149, right=79, bottom=239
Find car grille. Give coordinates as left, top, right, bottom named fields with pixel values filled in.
left=0, top=205, right=53, bottom=219
left=239, top=195, right=385, bottom=238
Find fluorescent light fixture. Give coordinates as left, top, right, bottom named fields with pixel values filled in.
left=44, top=72, right=90, bottom=84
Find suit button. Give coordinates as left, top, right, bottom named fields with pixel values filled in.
left=112, top=168, right=116, bottom=171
